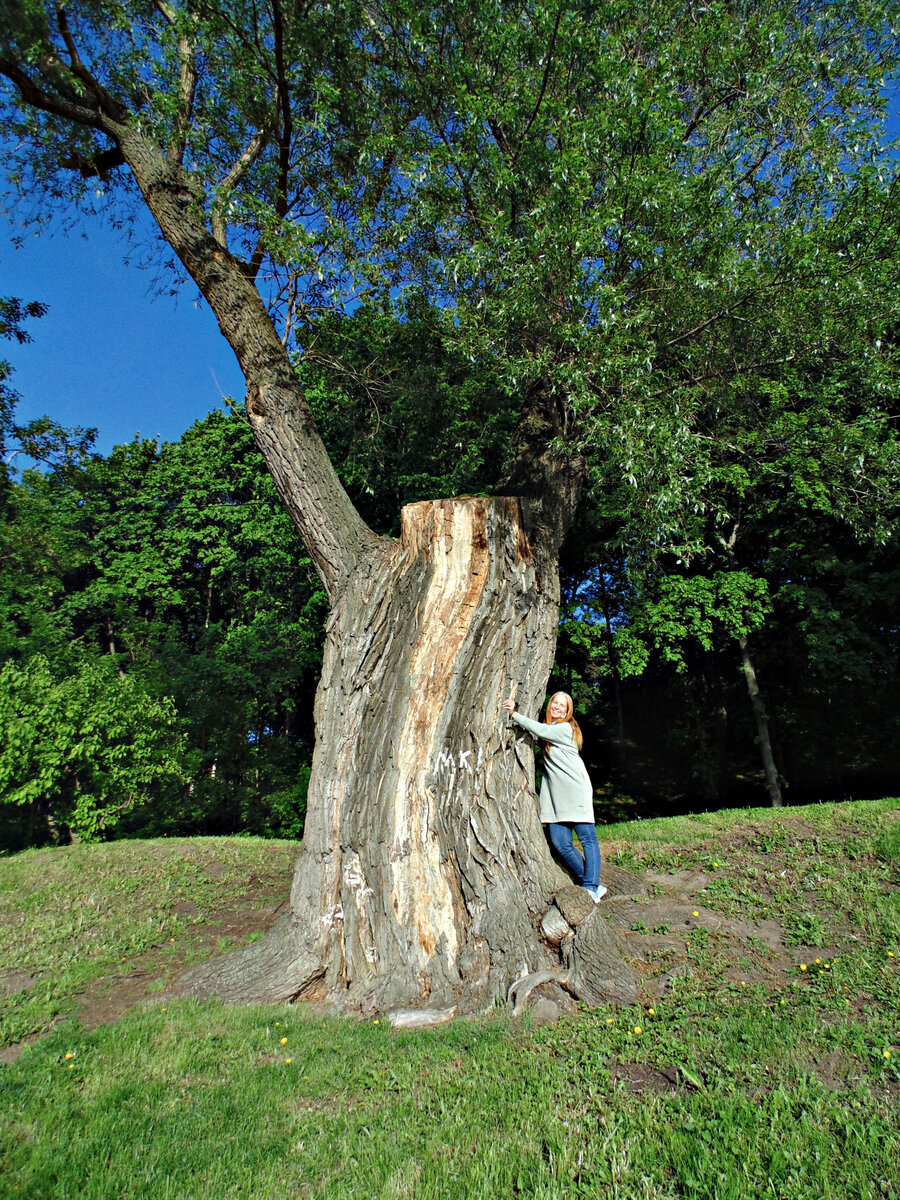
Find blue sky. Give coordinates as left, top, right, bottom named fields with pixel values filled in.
left=1, top=211, right=247, bottom=456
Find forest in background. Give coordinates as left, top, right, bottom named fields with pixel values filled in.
left=2, top=298, right=898, bottom=852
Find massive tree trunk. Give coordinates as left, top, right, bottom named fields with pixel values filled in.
left=181, top=495, right=585, bottom=1013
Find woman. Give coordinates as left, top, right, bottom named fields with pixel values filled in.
left=502, top=692, right=607, bottom=902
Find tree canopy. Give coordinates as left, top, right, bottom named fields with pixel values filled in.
left=2, top=1, right=900, bottom=844
left=3, top=2, right=899, bottom=389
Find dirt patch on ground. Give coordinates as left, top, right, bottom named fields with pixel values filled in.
left=603, top=897, right=784, bottom=946
left=644, top=869, right=713, bottom=893
left=77, top=896, right=288, bottom=1030
left=0, top=971, right=35, bottom=997
left=0, top=878, right=290, bottom=1064
left=596, top=869, right=797, bottom=995
left=610, top=1060, right=683, bottom=1094
left=793, top=1048, right=866, bottom=1092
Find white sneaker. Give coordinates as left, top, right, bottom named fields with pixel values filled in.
left=584, top=884, right=608, bottom=903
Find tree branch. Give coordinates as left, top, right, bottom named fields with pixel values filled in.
left=150, top=1, right=197, bottom=162
left=512, top=4, right=564, bottom=163
left=271, top=0, right=293, bottom=222
left=210, top=118, right=275, bottom=248
left=54, top=6, right=129, bottom=122
left=0, top=56, right=119, bottom=133
left=172, top=38, right=197, bottom=162
left=58, top=145, right=126, bottom=178
left=109, top=124, right=381, bottom=598
left=497, top=378, right=586, bottom=559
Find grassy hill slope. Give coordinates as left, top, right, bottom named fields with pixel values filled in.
left=1, top=800, right=898, bottom=1200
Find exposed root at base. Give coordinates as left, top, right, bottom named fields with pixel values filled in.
left=508, top=968, right=573, bottom=1016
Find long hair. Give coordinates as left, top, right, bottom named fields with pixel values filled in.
left=543, top=691, right=583, bottom=753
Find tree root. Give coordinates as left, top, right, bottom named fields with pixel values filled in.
left=175, top=912, right=325, bottom=1004
left=507, top=968, right=573, bottom=1016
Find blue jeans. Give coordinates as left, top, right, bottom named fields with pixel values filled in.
left=546, top=822, right=601, bottom=889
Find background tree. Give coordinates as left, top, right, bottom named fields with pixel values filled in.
left=1, top=0, right=898, bottom=1013
left=0, top=408, right=325, bottom=847
left=0, top=652, right=184, bottom=842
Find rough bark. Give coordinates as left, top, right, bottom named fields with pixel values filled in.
left=568, top=914, right=641, bottom=1006
left=180, top=496, right=590, bottom=1012
left=497, top=377, right=585, bottom=560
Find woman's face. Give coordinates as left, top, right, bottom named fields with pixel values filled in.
left=548, top=694, right=569, bottom=720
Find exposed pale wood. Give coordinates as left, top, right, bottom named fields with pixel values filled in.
left=389, top=1008, right=458, bottom=1029
left=540, top=906, right=571, bottom=946
left=508, top=969, right=571, bottom=1016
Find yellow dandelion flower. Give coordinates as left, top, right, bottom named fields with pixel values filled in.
left=373, top=1019, right=379, bottom=1025
left=634, top=1026, right=642, bottom=1035
left=68, top=1064, right=74, bottom=1071
left=280, top=1037, right=288, bottom=1045
left=780, top=999, right=786, bottom=1006
left=883, top=1051, right=891, bottom=1060
left=824, top=964, right=831, bottom=970
left=64, top=1052, right=75, bottom=1060
left=800, top=964, right=808, bottom=971
left=740, top=981, right=747, bottom=987
left=712, top=862, right=719, bottom=869
left=285, top=1058, right=292, bottom=1064
left=648, top=1008, right=655, bottom=1015
left=606, top=1018, right=614, bottom=1025
left=693, top=911, right=699, bottom=918
left=889, top=952, right=895, bottom=958
left=815, top=958, right=821, bottom=965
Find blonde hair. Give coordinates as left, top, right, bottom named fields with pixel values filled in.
left=544, top=691, right=583, bottom=752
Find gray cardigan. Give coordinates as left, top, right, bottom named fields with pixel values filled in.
left=511, top=711, right=594, bottom=824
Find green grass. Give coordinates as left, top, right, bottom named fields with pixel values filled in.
left=0, top=837, right=297, bottom=1046
left=1, top=802, right=898, bottom=1200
